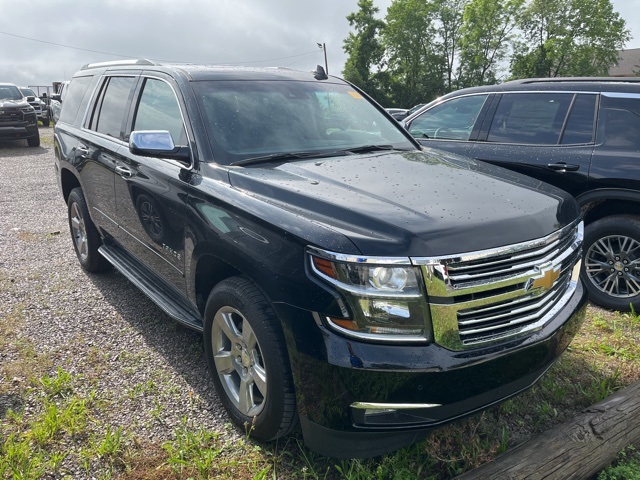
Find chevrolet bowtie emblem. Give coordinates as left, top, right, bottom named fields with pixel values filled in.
left=528, top=266, right=561, bottom=291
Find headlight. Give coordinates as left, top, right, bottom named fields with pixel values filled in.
left=20, top=106, right=35, bottom=113
left=309, top=248, right=431, bottom=342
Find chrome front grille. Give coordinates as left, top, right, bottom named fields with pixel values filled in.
left=412, top=221, right=583, bottom=350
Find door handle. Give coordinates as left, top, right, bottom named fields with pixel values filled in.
left=115, top=165, right=132, bottom=178
left=547, top=163, right=579, bottom=172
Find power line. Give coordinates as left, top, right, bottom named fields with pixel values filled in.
left=0, top=30, right=323, bottom=66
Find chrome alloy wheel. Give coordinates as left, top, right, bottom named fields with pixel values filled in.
left=211, top=306, right=267, bottom=417
left=585, top=235, right=640, bottom=298
left=70, top=202, right=89, bottom=262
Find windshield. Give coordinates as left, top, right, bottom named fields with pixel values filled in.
left=0, top=85, right=23, bottom=101
left=20, top=88, right=36, bottom=98
left=193, top=80, right=415, bottom=165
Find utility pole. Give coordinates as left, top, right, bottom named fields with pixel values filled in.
left=317, top=42, right=328, bottom=75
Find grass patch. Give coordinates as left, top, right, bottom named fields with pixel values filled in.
left=599, top=446, right=640, bottom=480
left=2, top=306, right=639, bottom=479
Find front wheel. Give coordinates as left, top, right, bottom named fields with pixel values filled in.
left=203, top=277, right=297, bottom=441
left=582, top=215, right=640, bottom=311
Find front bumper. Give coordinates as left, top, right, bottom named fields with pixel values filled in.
left=275, top=280, right=587, bottom=458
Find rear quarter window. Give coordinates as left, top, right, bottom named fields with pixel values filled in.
left=599, top=95, right=640, bottom=149
left=59, top=76, right=94, bottom=125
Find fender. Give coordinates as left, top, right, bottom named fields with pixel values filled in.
left=576, top=188, right=640, bottom=207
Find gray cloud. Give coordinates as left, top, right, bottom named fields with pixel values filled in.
left=1, top=0, right=637, bottom=88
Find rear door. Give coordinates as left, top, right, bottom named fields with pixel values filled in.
left=468, top=92, right=596, bottom=197
left=78, top=74, right=139, bottom=235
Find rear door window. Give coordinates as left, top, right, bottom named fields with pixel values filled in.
left=487, top=93, right=574, bottom=145
left=560, top=94, right=597, bottom=145
left=88, top=76, right=137, bottom=139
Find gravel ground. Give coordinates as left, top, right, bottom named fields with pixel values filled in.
left=0, top=129, right=239, bottom=477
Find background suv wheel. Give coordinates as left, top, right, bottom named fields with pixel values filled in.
left=582, top=215, right=640, bottom=311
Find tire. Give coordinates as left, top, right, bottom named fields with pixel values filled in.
left=67, top=188, right=110, bottom=273
left=581, top=215, right=640, bottom=311
left=203, top=277, right=297, bottom=441
left=27, top=134, right=40, bottom=147
left=42, top=118, right=50, bottom=127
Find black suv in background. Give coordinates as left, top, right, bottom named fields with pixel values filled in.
left=53, top=61, right=586, bottom=458
left=0, top=83, right=40, bottom=147
left=404, top=78, right=640, bottom=312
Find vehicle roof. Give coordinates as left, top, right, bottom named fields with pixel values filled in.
left=0, top=83, right=18, bottom=87
left=443, top=77, right=640, bottom=97
left=77, top=59, right=344, bottom=83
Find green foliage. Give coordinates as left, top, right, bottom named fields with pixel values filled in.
left=343, top=0, right=387, bottom=103
left=342, top=0, right=630, bottom=106
left=511, top=0, right=630, bottom=78
left=598, top=446, right=640, bottom=479
left=459, top=0, right=523, bottom=86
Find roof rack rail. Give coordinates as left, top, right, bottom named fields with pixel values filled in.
left=81, top=59, right=158, bottom=70
left=512, top=76, right=640, bottom=84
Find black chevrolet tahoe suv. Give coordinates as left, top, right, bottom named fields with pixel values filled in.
left=53, top=60, right=587, bottom=458
left=404, top=78, right=640, bottom=312
left=0, top=83, right=40, bottom=147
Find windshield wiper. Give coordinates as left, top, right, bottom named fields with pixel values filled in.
left=230, top=150, right=347, bottom=167
left=343, top=144, right=398, bottom=154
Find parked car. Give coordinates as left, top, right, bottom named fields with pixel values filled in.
left=19, top=87, right=50, bottom=126
left=0, top=83, right=40, bottom=147
left=403, top=77, right=640, bottom=312
left=53, top=60, right=586, bottom=458
left=49, top=81, right=69, bottom=124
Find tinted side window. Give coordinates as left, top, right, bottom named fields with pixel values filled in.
left=90, top=77, right=136, bottom=139
left=59, top=76, right=93, bottom=125
left=599, top=95, right=640, bottom=149
left=407, top=95, right=488, bottom=140
left=133, top=78, right=186, bottom=145
left=561, top=94, right=597, bottom=145
left=487, top=93, right=573, bottom=145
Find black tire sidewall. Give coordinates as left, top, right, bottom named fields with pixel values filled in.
left=581, top=216, right=640, bottom=311
left=203, top=277, right=295, bottom=441
left=67, top=188, right=107, bottom=273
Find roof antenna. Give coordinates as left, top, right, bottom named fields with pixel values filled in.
left=313, top=65, right=328, bottom=80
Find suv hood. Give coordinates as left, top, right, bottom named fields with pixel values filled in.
left=0, top=99, right=28, bottom=108
left=228, top=149, right=579, bottom=257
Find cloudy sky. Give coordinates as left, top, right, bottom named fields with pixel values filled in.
left=2, top=0, right=640, bottom=89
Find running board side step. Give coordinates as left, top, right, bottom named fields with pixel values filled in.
left=98, top=244, right=204, bottom=332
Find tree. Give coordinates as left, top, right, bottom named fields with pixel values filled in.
left=342, top=0, right=386, bottom=102
left=382, top=0, right=447, bottom=107
left=433, top=0, right=468, bottom=91
left=459, top=0, right=523, bottom=86
left=511, top=0, right=630, bottom=78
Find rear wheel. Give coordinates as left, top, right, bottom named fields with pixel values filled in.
left=67, top=188, right=110, bottom=273
left=582, top=215, right=640, bottom=311
left=203, top=277, right=297, bottom=441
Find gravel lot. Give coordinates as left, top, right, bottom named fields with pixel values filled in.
left=0, top=129, right=239, bottom=477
